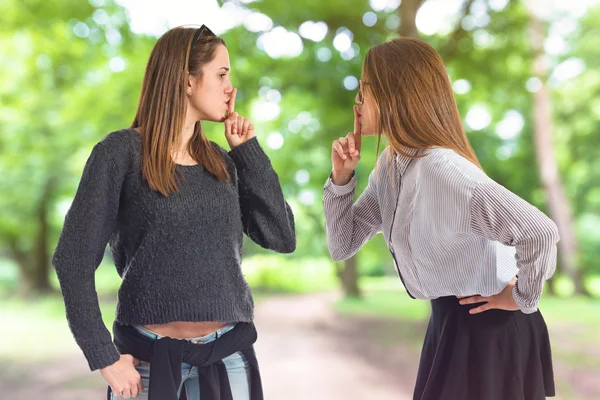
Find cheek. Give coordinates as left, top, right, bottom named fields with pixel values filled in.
left=361, top=102, right=379, bottom=135
left=364, top=104, right=376, bottom=126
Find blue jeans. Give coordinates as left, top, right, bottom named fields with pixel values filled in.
left=111, top=323, right=251, bottom=400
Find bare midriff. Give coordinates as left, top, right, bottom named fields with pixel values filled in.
left=143, top=321, right=229, bottom=339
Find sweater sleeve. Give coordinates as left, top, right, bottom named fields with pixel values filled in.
left=52, top=142, right=125, bottom=370
left=469, top=180, right=560, bottom=314
left=227, top=137, right=296, bottom=253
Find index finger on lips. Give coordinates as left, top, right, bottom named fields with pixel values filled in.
left=228, top=88, right=237, bottom=115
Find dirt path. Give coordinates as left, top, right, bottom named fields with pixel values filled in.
left=255, top=292, right=414, bottom=400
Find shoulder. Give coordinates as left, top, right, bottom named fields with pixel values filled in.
left=94, top=128, right=139, bottom=171
left=209, top=140, right=238, bottom=177
left=419, top=147, right=489, bottom=185
left=209, top=140, right=235, bottom=164
left=209, top=140, right=229, bottom=156
left=415, top=148, right=492, bottom=202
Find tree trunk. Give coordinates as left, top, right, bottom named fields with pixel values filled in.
left=9, top=178, right=56, bottom=295
left=399, top=0, right=424, bottom=38
left=9, top=240, right=33, bottom=295
left=527, top=6, right=588, bottom=296
left=32, top=178, right=54, bottom=293
left=337, top=255, right=361, bottom=298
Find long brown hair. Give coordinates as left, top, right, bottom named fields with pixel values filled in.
left=132, top=26, right=230, bottom=196
left=363, top=37, right=482, bottom=170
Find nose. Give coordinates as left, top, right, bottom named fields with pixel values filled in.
left=224, top=80, right=233, bottom=94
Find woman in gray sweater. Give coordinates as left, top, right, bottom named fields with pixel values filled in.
left=323, top=38, right=556, bottom=400
left=53, top=25, right=295, bottom=400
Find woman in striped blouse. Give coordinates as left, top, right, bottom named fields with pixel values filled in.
left=323, top=38, right=557, bottom=400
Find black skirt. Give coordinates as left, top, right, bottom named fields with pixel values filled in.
left=413, top=296, right=555, bottom=400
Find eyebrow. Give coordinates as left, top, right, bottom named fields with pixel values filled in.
left=219, top=67, right=230, bottom=72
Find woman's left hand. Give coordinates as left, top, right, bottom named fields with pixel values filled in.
left=224, top=88, right=255, bottom=149
left=457, top=277, right=520, bottom=314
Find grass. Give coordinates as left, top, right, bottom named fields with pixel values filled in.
left=243, top=255, right=338, bottom=294
left=0, top=294, right=117, bottom=363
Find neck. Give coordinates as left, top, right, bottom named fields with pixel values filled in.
left=178, top=111, right=200, bottom=151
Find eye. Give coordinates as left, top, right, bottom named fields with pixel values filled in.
left=219, top=73, right=227, bottom=78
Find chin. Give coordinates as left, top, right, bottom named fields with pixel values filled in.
left=204, top=113, right=227, bottom=123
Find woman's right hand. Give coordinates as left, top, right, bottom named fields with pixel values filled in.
left=100, top=354, right=144, bottom=399
left=331, top=106, right=362, bottom=185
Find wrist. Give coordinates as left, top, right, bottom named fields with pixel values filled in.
left=331, top=170, right=353, bottom=186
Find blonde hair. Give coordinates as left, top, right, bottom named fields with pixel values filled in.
left=363, top=37, right=482, bottom=169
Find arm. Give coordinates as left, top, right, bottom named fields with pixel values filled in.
left=52, top=142, right=125, bottom=370
left=469, top=181, right=560, bottom=313
left=228, top=137, right=296, bottom=253
left=323, top=167, right=382, bottom=262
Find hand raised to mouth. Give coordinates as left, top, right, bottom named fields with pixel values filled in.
left=224, top=88, right=255, bottom=149
left=330, top=106, right=363, bottom=186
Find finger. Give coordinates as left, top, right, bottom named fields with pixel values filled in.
left=241, top=118, right=251, bottom=136
left=224, top=114, right=235, bottom=137
left=132, top=357, right=141, bottom=367
left=231, top=112, right=239, bottom=135
left=458, top=295, right=486, bottom=305
left=138, top=380, right=145, bottom=394
left=247, top=121, right=255, bottom=139
left=347, top=132, right=355, bottom=153
left=470, top=302, right=492, bottom=314
left=237, top=115, right=245, bottom=137
left=122, top=388, right=131, bottom=399
left=131, top=384, right=139, bottom=398
left=228, top=88, right=237, bottom=114
left=338, top=137, right=348, bottom=150
left=347, top=133, right=359, bottom=157
left=333, top=141, right=347, bottom=160
left=349, top=152, right=361, bottom=164
left=353, top=106, right=362, bottom=151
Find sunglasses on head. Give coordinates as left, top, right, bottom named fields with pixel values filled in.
left=189, top=24, right=215, bottom=60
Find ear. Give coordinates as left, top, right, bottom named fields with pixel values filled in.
left=187, top=75, right=196, bottom=97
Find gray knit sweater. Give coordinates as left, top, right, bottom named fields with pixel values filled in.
left=52, top=129, right=296, bottom=371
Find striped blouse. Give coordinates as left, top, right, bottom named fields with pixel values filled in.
left=322, top=146, right=559, bottom=314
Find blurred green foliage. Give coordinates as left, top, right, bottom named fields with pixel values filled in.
left=0, top=0, right=598, bottom=291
